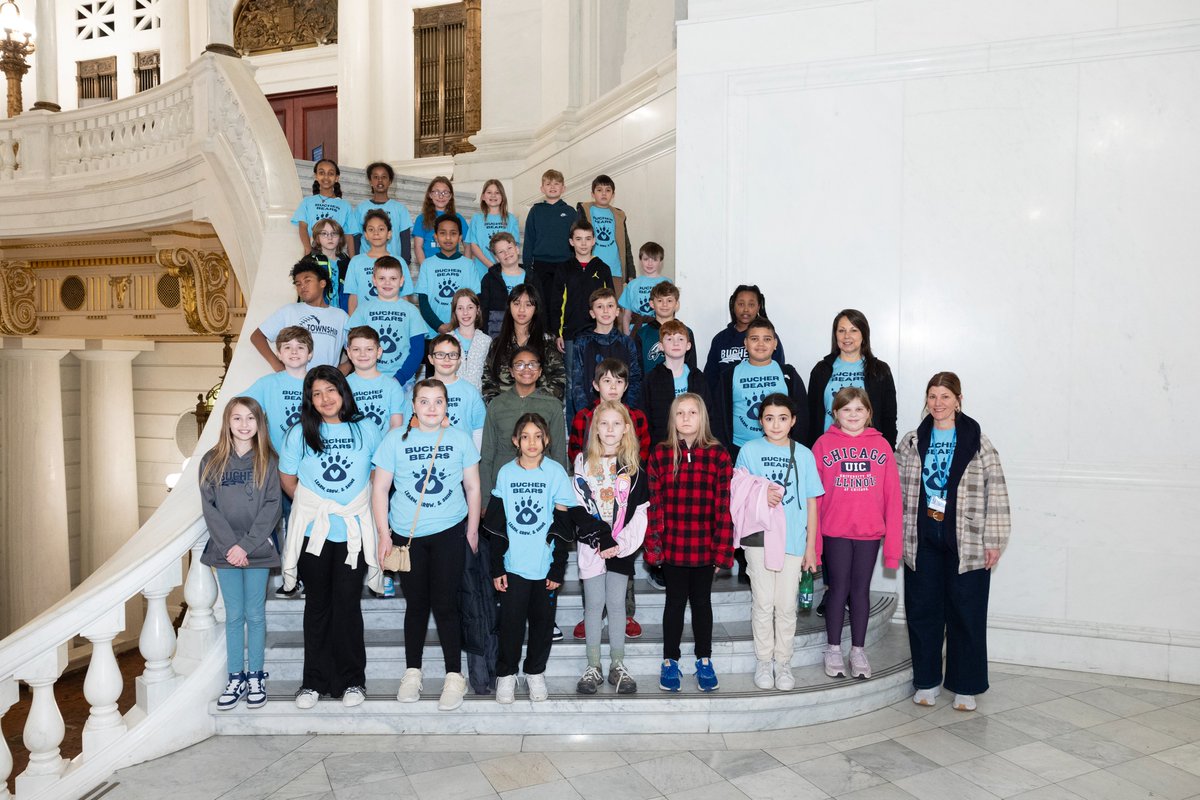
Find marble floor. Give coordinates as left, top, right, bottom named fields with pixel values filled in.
left=100, top=663, right=1200, bottom=800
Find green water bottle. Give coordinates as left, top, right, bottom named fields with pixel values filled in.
left=798, top=569, right=814, bottom=611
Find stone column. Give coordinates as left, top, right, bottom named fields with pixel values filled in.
left=160, top=0, right=193, bottom=82
left=0, top=338, right=80, bottom=638
left=31, top=0, right=59, bottom=112
left=337, top=0, right=371, bottom=166
left=203, top=0, right=238, bottom=56
left=75, top=342, right=154, bottom=576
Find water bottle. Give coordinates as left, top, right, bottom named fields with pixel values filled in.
left=798, top=569, right=814, bottom=611
left=382, top=575, right=396, bottom=598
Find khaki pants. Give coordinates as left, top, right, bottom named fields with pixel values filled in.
left=744, top=546, right=804, bottom=663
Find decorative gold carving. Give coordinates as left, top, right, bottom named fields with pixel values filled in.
left=156, top=248, right=231, bottom=334
left=109, top=275, right=131, bottom=308
left=234, top=0, right=337, bottom=55
left=0, top=260, right=39, bottom=335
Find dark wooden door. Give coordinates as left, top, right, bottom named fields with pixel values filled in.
left=268, top=87, right=338, bottom=162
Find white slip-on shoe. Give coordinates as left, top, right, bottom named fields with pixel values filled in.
left=495, top=675, right=516, bottom=704
left=438, top=672, right=468, bottom=711
left=526, top=672, right=549, bottom=702
left=913, top=686, right=942, bottom=706
left=396, top=668, right=423, bottom=703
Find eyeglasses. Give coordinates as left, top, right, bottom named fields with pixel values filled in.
left=317, top=231, right=339, bottom=238
left=429, top=189, right=451, bottom=197
left=430, top=352, right=461, bottom=361
left=513, top=361, right=541, bottom=371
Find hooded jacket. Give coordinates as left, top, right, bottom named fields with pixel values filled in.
left=199, top=450, right=282, bottom=569
left=812, top=424, right=902, bottom=569
left=572, top=454, right=650, bottom=579
left=569, top=327, right=643, bottom=414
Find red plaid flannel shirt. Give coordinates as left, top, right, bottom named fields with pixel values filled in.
left=567, top=401, right=651, bottom=465
left=644, top=442, right=734, bottom=569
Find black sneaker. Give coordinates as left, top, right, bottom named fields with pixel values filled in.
left=275, top=580, right=302, bottom=598
left=815, top=596, right=827, bottom=617
left=646, top=567, right=666, bottom=591
left=552, top=625, right=563, bottom=642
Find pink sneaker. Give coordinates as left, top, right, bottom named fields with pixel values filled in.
left=849, top=647, right=871, bottom=679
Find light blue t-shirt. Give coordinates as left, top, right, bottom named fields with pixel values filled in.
left=736, top=438, right=825, bottom=555
left=258, top=303, right=349, bottom=369
left=347, top=298, right=428, bottom=377
left=415, top=253, right=484, bottom=325
left=673, top=365, right=691, bottom=397
left=279, top=421, right=381, bottom=543
left=373, top=426, right=481, bottom=537
left=242, top=371, right=304, bottom=455
left=731, top=361, right=786, bottom=446
left=344, top=253, right=415, bottom=304
left=292, top=194, right=360, bottom=236
left=824, top=358, right=867, bottom=430
left=923, top=426, right=956, bottom=503
left=413, top=212, right=468, bottom=261
left=590, top=206, right=618, bottom=269
left=355, top=199, right=413, bottom=260
left=465, top=212, right=520, bottom=267
left=444, top=378, right=486, bottom=433
left=618, top=276, right=670, bottom=316
left=501, top=270, right=526, bottom=293
left=491, top=460, right=577, bottom=580
left=347, top=372, right=410, bottom=439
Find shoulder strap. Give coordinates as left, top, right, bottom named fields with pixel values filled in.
left=406, top=427, right=447, bottom=545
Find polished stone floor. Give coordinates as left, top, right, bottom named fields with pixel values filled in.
left=101, top=663, right=1200, bottom=800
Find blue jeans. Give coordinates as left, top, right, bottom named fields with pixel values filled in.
left=216, top=567, right=270, bottom=673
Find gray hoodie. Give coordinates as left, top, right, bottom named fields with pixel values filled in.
left=199, top=449, right=282, bottom=568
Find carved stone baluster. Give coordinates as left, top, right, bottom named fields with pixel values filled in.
left=80, top=607, right=128, bottom=757
left=177, top=537, right=221, bottom=664
left=14, top=646, right=68, bottom=796
left=1, top=677, right=18, bottom=800
left=137, top=560, right=182, bottom=712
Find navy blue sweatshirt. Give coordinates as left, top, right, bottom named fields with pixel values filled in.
left=702, top=323, right=787, bottom=394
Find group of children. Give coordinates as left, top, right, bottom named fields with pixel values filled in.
left=198, top=160, right=904, bottom=713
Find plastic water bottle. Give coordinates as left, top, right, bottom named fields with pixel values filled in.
left=798, top=570, right=814, bottom=611
left=382, top=575, right=396, bottom=598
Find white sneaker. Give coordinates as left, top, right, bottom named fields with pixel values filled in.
left=526, top=672, right=548, bottom=702
left=774, top=661, right=795, bottom=691
left=496, top=675, right=517, bottom=704
left=397, top=668, right=423, bottom=702
left=438, top=672, right=467, bottom=711
left=753, top=660, right=774, bottom=690
left=342, top=686, right=365, bottom=708
left=294, top=687, right=319, bottom=709
left=953, top=693, right=977, bottom=711
left=913, top=686, right=941, bottom=706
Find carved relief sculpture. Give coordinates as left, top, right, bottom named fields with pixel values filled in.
left=109, top=275, right=131, bottom=308
left=0, top=260, right=38, bottom=335
left=155, top=248, right=231, bottom=334
left=234, top=0, right=338, bottom=55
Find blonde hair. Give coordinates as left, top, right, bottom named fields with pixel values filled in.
left=665, top=393, right=719, bottom=477
left=201, top=397, right=276, bottom=488
left=831, top=386, right=874, bottom=428
left=584, top=401, right=641, bottom=478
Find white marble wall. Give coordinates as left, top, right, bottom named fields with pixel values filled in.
left=677, top=1, right=1200, bottom=682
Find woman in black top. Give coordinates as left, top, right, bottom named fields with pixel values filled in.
left=807, top=309, right=897, bottom=448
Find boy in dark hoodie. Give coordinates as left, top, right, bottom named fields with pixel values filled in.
left=548, top=222, right=615, bottom=417
left=568, top=288, right=642, bottom=422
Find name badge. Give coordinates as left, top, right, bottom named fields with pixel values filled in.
left=927, top=494, right=946, bottom=521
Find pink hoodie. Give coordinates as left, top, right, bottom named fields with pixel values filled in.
left=812, top=425, right=902, bottom=569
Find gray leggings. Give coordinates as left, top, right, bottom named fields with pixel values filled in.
left=583, top=571, right=628, bottom=667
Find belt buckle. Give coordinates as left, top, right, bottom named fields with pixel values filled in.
left=926, top=508, right=944, bottom=522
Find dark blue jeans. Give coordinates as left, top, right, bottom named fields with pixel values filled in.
left=904, top=515, right=991, bottom=695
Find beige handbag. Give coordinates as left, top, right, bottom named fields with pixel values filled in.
left=382, top=428, right=444, bottom=573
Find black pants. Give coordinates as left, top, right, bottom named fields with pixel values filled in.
left=496, top=574, right=558, bottom=677
left=298, top=540, right=366, bottom=696
left=662, top=563, right=714, bottom=660
left=904, top=514, right=991, bottom=695
left=396, top=520, right=466, bottom=673
left=823, top=537, right=881, bottom=647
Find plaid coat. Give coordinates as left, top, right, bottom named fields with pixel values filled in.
left=567, top=401, right=651, bottom=465
left=645, top=442, right=735, bottom=569
left=897, top=412, right=1011, bottom=574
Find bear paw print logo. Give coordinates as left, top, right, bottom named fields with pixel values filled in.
left=379, top=329, right=398, bottom=355
left=361, top=403, right=384, bottom=426
left=320, top=451, right=351, bottom=483
left=437, top=277, right=457, bottom=299
left=747, top=391, right=766, bottom=421
left=414, top=465, right=446, bottom=495
left=923, top=456, right=949, bottom=493
left=284, top=406, right=301, bottom=428
left=596, top=228, right=613, bottom=244
left=767, top=469, right=787, bottom=486
left=514, top=496, right=539, bottom=527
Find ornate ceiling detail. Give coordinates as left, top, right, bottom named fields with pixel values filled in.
left=0, top=261, right=38, bottom=335
left=234, top=0, right=338, bottom=55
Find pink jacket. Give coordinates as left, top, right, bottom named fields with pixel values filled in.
left=729, top=468, right=788, bottom=571
left=812, top=425, right=902, bottom=569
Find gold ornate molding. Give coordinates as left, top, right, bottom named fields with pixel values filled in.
left=234, top=0, right=337, bottom=55
left=0, top=261, right=39, bottom=335
left=156, top=249, right=231, bottom=334
left=109, top=275, right=131, bottom=308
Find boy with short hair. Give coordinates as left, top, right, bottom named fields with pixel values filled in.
left=426, top=334, right=487, bottom=450
left=522, top=169, right=575, bottom=304
left=549, top=220, right=614, bottom=413
left=568, top=287, right=641, bottom=423
left=344, top=325, right=409, bottom=439
left=618, top=241, right=670, bottom=335
left=635, top=281, right=697, bottom=376
left=576, top=174, right=635, bottom=287
left=641, top=320, right=709, bottom=447
left=414, top=214, right=483, bottom=333
left=479, top=231, right=526, bottom=338
left=243, top=326, right=313, bottom=455
left=346, top=256, right=429, bottom=387
left=251, top=258, right=349, bottom=370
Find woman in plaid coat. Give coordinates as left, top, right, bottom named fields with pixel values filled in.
left=897, top=372, right=1010, bottom=713
left=645, top=393, right=734, bottom=693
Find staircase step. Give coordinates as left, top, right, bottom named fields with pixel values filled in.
left=213, top=625, right=912, bottom=734
left=260, top=593, right=894, bottom=681
left=294, top=160, right=477, bottom=217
